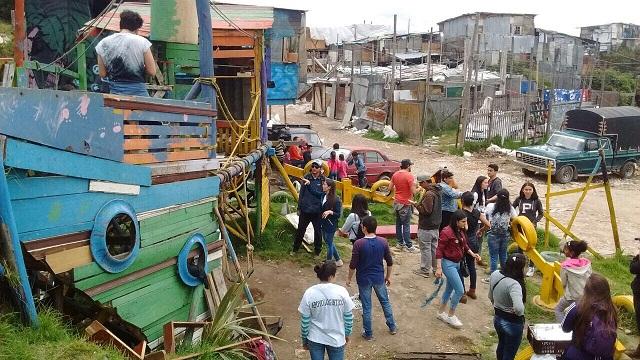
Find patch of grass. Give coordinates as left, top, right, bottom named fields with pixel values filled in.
left=363, top=129, right=406, bottom=143
left=0, top=21, right=13, bottom=58
left=0, top=308, right=125, bottom=360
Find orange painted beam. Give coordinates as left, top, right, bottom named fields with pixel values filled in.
left=213, top=49, right=255, bottom=59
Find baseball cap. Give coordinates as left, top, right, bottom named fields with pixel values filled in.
left=311, top=159, right=323, bottom=167
left=416, top=175, right=430, bottom=183
left=401, top=159, right=413, bottom=168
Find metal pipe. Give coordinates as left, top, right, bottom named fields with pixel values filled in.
left=184, top=81, right=202, bottom=101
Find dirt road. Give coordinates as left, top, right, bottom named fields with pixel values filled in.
left=276, top=102, right=640, bottom=256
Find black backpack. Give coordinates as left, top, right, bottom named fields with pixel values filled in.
left=351, top=214, right=366, bottom=240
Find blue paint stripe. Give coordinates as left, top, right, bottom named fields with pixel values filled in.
left=12, top=176, right=220, bottom=236
left=19, top=222, right=94, bottom=242
left=4, top=139, right=151, bottom=186
left=126, top=110, right=212, bottom=124
left=8, top=176, right=89, bottom=200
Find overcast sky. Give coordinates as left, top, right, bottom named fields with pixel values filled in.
left=226, top=0, right=639, bottom=36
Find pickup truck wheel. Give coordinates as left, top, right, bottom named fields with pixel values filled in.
left=521, top=168, right=536, bottom=177
left=620, top=161, right=636, bottom=179
left=555, top=166, right=574, bottom=184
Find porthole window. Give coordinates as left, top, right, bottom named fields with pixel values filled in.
left=178, top=234, right=208, bottom=287
left=91, top=200, right=140, bottom=273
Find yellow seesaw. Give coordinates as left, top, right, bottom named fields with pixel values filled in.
left=511, top=216, right=630, bottom=360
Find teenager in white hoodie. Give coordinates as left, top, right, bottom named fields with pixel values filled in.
left=555, top=239, right=592, bottom=322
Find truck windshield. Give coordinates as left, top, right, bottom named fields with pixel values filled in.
left=547, top=134, right=585, bottom=151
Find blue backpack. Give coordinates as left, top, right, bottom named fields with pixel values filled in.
left=583, top=314, right=616, bottom=357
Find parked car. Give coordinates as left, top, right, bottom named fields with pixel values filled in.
left=267, top=124, right=328, bottom=159
left=319, top=146, right=401, bottom=186
left=514, top=106, right=640, bottom=183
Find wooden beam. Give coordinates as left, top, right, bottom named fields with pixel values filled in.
left=213, top=49, right=255, bottom=59
left=45, top=245, right=93, bottom=274
left=213, top=37, right=254, bottom=47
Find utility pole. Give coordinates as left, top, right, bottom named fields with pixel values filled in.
left=421, top=27, right=433, bottom=144
left=472, top=27, right=481, bottom=110
left=13, top=0, right=26, bottom=67
left=457, top=14, right=479, bottom=147
left=389, top=14, right=397, bottom=126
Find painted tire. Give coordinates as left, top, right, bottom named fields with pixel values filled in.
left=91, top=200, right=140, bottom=274
left=302, top=161, right=330, bottom=176
left=510, top=215, right=538, bottom=252
left=177, top=233, right=209, bottom=287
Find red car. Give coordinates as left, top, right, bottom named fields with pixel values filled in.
left=320, top=146, right=401, bottom=186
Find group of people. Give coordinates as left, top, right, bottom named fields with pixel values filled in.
left=295, top=158, right=623, bottom=360
left=285, top=137, right=314, bottom=168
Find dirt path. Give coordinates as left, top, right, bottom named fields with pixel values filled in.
left=275, top=102, right=640, bottom=256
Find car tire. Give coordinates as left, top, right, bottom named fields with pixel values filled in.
left=620, top=161, right=636, bottom=179
left=375, top=174, right=391, bottom=193
left=521, top=168, right=536, bottom=177
left=554, top=165, right=574, bottom=184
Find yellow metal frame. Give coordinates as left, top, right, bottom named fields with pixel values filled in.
left=541, top=149, right=620, bottom=255
left=512, top=216, right=627, bottom=359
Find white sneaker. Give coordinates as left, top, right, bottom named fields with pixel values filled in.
left=526, top=266, right=535, bottom=277
left=404, top=246, right=418, bottom=253
left=336, top=259, right=344, bottom=267
left=446, top=315, right=463, bottom=328
left=436, top=312, right=449, bottom=323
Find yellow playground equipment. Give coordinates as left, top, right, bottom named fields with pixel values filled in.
left=511, top=216, right=631, bottom=359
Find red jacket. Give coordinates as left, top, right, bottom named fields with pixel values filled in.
left=436, top=225, right=470, bottom=262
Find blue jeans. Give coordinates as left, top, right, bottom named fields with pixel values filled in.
left=441, top=258, right=464, bottom=310
left=494, top=315, right=524, bottom=360
left=307, top=339, right=345, bottom=360
left=107, top=81, right=150, bottom=97
left=395, top=204, right=413, bottom=248
left=324, top=229, right=340, bottom=261
left=488, top=231, right=509, bottom=273
left=358, top=281, right=396, bottom=337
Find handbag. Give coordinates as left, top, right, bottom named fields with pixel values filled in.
left=459, top=256, right=470, bottom=278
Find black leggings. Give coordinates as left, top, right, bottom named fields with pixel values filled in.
left=293, top=212, right=322, bottom=255
left=460, top=252, right=477, bottom=290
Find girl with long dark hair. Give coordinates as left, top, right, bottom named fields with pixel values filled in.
left=299, top=261, right=355, bottom=360
left=561, top=274, right=617, bottom=360
left=489, top=253, right=527, bottom=360
left=321, top=179, right=343, bottom=265
left=481, top=189, right=518, bottom=284
left=512, top=182, right=544, bottom=227
left=470, top=176, right=489, bottom=212
left=435, top=210, right=482, bottom=329
left=338, top=194, right=371, bottom=243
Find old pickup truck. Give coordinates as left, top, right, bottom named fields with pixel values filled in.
left=515, top=106, right=640, bottom=183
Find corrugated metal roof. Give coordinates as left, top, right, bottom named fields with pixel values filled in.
left=578, top=106, right=640, bottom=119
left=84, top=2, right=273, bottom=38
left=437, top=12, right=536, bottom=25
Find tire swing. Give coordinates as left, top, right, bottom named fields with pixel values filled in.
left=177, top=234, right=209, bottom=287
left=90, top=200, right=140, bottom=274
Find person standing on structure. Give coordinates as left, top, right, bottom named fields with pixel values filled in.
left=389, top=159, right=418, bottom=253
left=96, top=10, right=156, bottom=96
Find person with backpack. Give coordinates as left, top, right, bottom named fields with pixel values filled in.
left=299, top=261, right=354, bottom=360
left=349, top=151, right=367, bottom=188
left=322, top=179, right=343, bottom=266
left=338, top=194, right=370, bottom=243
left=481, top=189, right=518, bottom=284
left=512, top=182, right=544, bottom=277
left=489, top=253, right=527, bottom=360
left=413, top=175, right=442, bottom=278
left=555, top=239, right=592, bottom=322
left=561, top=274, right=617, bottom=360
left=435, top=210, right=482, bottom=329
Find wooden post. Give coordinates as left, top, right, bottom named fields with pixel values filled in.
left=196, top=0, right=215, bottom=106
left=457, top=14, right=479, bottom=147
left=389, top=14, right=397, bottom=126
left=13, top=0, right=26, bottom=67
left=283, top=104, right=287, bottom=124
left=420, top=27, right=433, bottom=144
left=524, top=45, right=535, bottom=143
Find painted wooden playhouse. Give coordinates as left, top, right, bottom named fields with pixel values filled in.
left=0, top=86, right=230, bottom=347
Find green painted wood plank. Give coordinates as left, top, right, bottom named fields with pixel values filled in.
left=93, top=266, right=175, bottom=303
left=140, top=201, right=213, bottom=229
left=4, top=139, right=147, bottom=185
left=166, top=43, right=200, bottom=51
left=141, top=287, right=208, bottom=341
left=74, top=231, right=219, bottom=288
left=141, top=215, right=215, bottom=247
left=120, top=277, right=191, bottom=328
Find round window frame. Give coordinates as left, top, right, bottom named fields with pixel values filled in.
left=177, top=233, right=209, bottom=287
left=90, top=200, right=140, bottom=274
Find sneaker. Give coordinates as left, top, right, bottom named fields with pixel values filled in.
left=459, top=294, right=468, bottom=304
left=361, top=332, right=374, bottom=341
left=526, top=266, right=535, bottom=277
left=481, top=277, right=491, bottom=284
left=404, top=246, right=418, bottom=253
left=436, top=312, right=449, bottom=323
left=336, top=259, right=344, bottom=267
left=446, top=315, right=463, bottom=329
left=413, top=268, right=430, bottom=278
left=389, top=327, right=398, bottom=335
left=395, top=243, right=406, bottom=250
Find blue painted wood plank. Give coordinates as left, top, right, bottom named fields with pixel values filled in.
left=12, top=176, right=220, bottom=236
left=107, top=94, right=213, bottom=110
left=4, top=139, right=151, bottom=186
left=125, top=110, right=212, bottom=124
left=0, top=88, right=124, bottom=161
left=8, top=176, right=89, bottom=200
left=19, top=222, right=94, bottom=242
